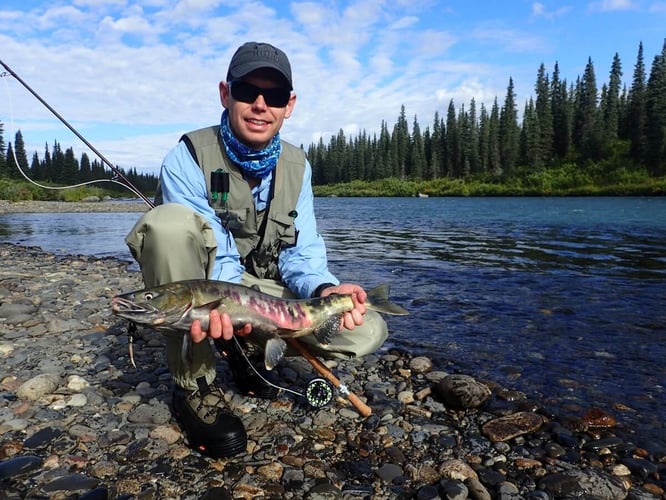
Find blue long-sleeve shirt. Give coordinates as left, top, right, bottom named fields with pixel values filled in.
left=157, top=138, right=339, bottom=298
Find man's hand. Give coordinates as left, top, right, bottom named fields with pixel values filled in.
left=319, top=283, right=367, bottom=330
left=190, top=309, right=252, bottom=343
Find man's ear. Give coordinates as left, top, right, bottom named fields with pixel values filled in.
left=219, top=81, right=230, bottom=108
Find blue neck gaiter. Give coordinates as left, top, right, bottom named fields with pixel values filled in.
left=220, top=109, right=281, bottom=179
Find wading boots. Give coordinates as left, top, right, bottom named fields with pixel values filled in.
left=172, top=339, right=279, bottom=458
left=172, top=376, right=247, bottom=458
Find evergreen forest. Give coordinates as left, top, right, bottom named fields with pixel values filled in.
left=1, top=40, right=665, bottom=200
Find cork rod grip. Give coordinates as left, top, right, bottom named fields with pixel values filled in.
left=287, top=339, right=372, bottom=417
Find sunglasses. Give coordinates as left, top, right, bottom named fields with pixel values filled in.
left=229, top=81, right=291, bottom=108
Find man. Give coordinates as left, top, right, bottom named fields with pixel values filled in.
left=125, top=42, right=388, bottom=458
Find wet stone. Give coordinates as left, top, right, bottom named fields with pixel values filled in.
left=23, top=426, right=63, bottom=449
left=620, top=457, right=658, bottom=480
left=0, top=454, right=43, bottom=480
left=481, top=411, right=546, bottom=442
left=42, top=472, right=100, bottom=493
left=434, top=374, right=491, bottom=410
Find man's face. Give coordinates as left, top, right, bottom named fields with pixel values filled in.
left=220, top=68, right=296, bottom=150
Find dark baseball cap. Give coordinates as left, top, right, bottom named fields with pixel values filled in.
left=226, top=42, right=293, bottom=90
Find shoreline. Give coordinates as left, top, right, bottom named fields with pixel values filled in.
left=0, top=242, right=664, bottom=498
left=0, top=199, right=150, bottom=214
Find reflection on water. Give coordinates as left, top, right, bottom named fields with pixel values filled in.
left=323, top=223, right=666, bottom=279
left=1, top=197, right=665, bottom=446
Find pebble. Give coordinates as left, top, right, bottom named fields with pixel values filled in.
left=0, top=241, right=665, bottom=499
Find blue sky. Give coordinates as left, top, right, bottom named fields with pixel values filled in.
left=1, top=0, right=665, bottom=178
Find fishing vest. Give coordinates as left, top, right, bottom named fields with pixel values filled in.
left=173, top=125, right=305, bottom=280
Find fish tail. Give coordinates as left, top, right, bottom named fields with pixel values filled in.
left=365, top=284, right=409, bottom=316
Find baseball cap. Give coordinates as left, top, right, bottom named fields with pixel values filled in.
left=226, top=42, right=293, bottom=90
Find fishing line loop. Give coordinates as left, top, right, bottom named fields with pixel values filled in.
left=0, top=58, right=154, bottom=207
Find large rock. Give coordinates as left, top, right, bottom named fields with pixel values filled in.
left=434, top=374, right=491, bottom=410
left=481, top=411, right=546, bottom=442
left=16, top=373, right=60, bottom=401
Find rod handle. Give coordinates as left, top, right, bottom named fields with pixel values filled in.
left=287, top=339, right=372, bottom=417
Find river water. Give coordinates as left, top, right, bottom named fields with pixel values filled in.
left=1, top=196, right=665, bottom=447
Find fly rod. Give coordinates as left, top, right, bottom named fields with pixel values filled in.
left=0, top=59, right=154, bottom=208
left=2, top=59, right=367, bottom=407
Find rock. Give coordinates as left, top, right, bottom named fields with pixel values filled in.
left=580, top=407, right=618, bottom=429
left=16, top=373, right=60, bottom=400
left=481, top=411, right=546, bottom=442
left=466, top=477, right=492, bottom=500
left=440, top=479, right=468, bottom=500
left=409, top=356, right=433, bottom=374
left=0, top=455, right=43, bottom=480
left=127, top=402, right=171, bottom=424
left=438, top=458, right=478, bottom=481
left=376, top=463, right=403, bottom=482
left=539, top=468, right=629, bottom=499
left=67, top=375, right=90, bottom=392
left=434, top=374, right=491, bottom=410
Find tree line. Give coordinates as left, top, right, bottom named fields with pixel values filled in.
left=1, top=39, right=665, bottom=196
left=0, top=127, right=157, bottom=196
left=307, top=40, right=666, bottom=186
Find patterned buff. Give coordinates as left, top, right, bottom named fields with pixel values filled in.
left=220, top=109, right=282, bottom=179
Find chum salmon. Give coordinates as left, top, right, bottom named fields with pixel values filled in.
left=111, top=279, right=408, bottom=369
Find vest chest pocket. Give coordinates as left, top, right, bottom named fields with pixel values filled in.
left=218, top=208, right=254, bottom=236
left=269, top=213, right=297, bottom=249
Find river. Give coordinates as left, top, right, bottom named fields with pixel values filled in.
left=1, top=196, right=665, bottom=447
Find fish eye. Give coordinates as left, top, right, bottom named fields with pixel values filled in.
left=143, top=293, right=154, bottom=300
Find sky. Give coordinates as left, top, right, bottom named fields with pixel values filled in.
left=1, top=0, right=665, bottom=179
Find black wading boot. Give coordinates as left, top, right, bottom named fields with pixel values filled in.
left=172, top=376, right=247, bottom=458
left=215, top=338, right=280, bottom=400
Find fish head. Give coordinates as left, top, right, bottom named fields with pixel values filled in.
left=111, top=282, right=193, bottom=329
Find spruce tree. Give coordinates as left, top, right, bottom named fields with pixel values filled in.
left=13, top=131, right=29, bottom=180
left=488, top=98, right=502, bottom=176
left=499, top=78, right=520, bottom=176
left=409, top=115, right=425, bottom=179
left=535, top=63, right=553, bottom=168
left=601, top=53, right=623, bottom=146
left=444, top=100, right=458, bottom=177
left=644, top=40, right=666, bottom=175
left=551, top=63, right=572, bottom=160
left=573, top=58, right=602, bottom=161
left=625, top=42, right=647, bottom=163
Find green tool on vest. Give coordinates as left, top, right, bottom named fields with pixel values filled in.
left=211, top=169, right=229, bottom=206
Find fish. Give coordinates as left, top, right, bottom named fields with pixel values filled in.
left=111, top=279, right=408, bottom=370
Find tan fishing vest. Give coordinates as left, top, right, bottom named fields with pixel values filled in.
left=170, top=125, right=305, bottom=280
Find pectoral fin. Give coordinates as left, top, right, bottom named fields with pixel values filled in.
left=313, top=314, right=341, bottom=345
left=264, top=337, right=288, bottom=370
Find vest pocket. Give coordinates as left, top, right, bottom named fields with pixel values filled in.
left=270, top=213, right=297, bottom=248
left=219, top=208, right=251, bottom=234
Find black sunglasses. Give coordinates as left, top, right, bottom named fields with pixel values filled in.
left=229, top=81, right=291, bottom=108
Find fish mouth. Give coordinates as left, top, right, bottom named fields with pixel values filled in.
left=111, top=297, right=158, bottom=316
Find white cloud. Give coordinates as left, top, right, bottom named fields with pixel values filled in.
left=588, top=0, right=638, bottom=11
left=531, top=2, right=573, bottom=19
